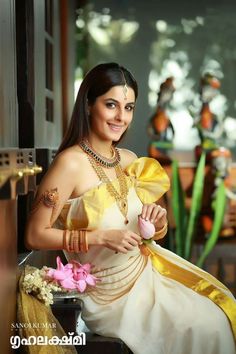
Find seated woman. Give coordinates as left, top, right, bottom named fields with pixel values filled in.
left=25, top=62, right=236, bottom=354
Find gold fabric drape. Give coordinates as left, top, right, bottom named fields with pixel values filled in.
left=147, top=244, right=236, bottom=341
left=17, top=268, right=77, bottom=354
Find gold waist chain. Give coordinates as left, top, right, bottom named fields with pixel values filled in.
left=88, top=254, right=148, bottom=305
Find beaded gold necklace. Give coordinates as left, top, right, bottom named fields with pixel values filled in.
left=79, top=140, right=129, bottom=224
left=80, top=139, right=120, bottom=168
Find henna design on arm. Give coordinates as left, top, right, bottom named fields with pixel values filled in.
left=30, top=187, right=59, bottom=226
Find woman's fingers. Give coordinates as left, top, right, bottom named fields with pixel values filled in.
left=127, top=237, right=139, bottom=247
left=142, top=203, right=159, bottom=220
left=130, top=232, right=142, bottom=243
left=149, top=205, right=162, bottom=223
left=122, top=232, right=141, bottom=247
left=120, top=241, right=138, bottom=253
left=117, top=231, right=142, bottom=253
left=141, top=204, right=152, bottom=220
left=154, top=207, right=167, bottom=223
left=142, top=204, right=167, bottom=223
left=106, top=230, right=142, bottom=254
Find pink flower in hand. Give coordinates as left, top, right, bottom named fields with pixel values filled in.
left=138, top=215, right=155, bottom=240
left=46, top=256, right=76, bottom=290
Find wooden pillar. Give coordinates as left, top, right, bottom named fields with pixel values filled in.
left=0, top=199, right=17, bottom=354
left=0, top=149, right=41, bottom=353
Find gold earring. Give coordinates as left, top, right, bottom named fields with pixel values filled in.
left=120, top=70, right=128, bottom=100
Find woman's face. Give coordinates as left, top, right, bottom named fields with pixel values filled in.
left=88, top=85, right=136, bottom=142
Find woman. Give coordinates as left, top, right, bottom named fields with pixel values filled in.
left=25, top=63, right=236, bottom=354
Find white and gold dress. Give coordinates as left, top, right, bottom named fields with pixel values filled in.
left=58, top=157, right=236, bottom=354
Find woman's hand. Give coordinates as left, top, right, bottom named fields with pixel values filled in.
left=100, top=229, right=142, bottom=254
left=141, top=203, right=167, bottom=230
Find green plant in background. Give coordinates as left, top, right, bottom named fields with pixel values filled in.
left=171, top=160, right=187, bottom=257
left=171, top=153, right=206, bottom=260
left=196, top=181, right=226, bottom=267
left=184, top=153, right=206, bottom=260
left=171, top=153, right=226, bottom=267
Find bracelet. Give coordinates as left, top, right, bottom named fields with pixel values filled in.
left=73, top=230, right=79, bottom=253
left=153, top=222, right=168, bottom=240
left=62, top=229, right=89, bottom=253
left=79, top=229, right=89, bottom=253
left=63, top=229, right=70, bottom=251
left=70, top=230, right=75, bottom=251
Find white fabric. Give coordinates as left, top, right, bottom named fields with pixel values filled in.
left=62, top=186, right=236, bottom=354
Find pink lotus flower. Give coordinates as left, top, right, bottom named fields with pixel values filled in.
left=138, top=215, right=155, bottom=240
left=46, top=256, right=99, bottom=293
left=71, top=261, right=99, bottom=293
left=47, top=256, right=76, bottom=290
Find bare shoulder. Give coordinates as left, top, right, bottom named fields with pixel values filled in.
left=118, top=148, right=138, bottom=168
left=52, top=145, right=87, bottom=173
left=33, top=146, right=86, bottom=202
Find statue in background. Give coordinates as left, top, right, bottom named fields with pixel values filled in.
left=201, top=147, right=236, bottom=238
left=147, top=77, right=175, bottom=165
left=194, top=73, right=223, bottom=161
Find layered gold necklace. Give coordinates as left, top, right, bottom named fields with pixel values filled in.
left=79, top=140, right=129, bottom=224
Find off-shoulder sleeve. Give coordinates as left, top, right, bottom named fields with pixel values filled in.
left=125, top=157, right=170, bottom=204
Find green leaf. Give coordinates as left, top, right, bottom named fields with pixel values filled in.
left=152, top=141, right=173, bottom=149
left=171, top=160, right=187, bottom=256
left=196, top=182, right=226, bottom=267
left=184, top=153, right=206, bottom=260
left=142, top=239, right=153, bottom=245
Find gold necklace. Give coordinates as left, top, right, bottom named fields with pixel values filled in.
left=87, top=155, right=129, bottom=224
left=79, top=140, right=121, bottom=168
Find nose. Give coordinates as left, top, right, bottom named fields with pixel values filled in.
left=115, top=107, right=125, bottom=122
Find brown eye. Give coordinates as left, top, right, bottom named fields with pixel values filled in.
left=126, top=105, right=134, bottom=111
left=106, top=102, right=116, bottom=109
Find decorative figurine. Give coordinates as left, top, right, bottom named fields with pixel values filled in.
left=201, top=147, right=236, bottom=238
left=194, top=73, right=223, bottom=161
left=147, top=77, right=175, bottom=165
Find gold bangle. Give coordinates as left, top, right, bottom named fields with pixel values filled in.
left=78, top=230, right=81, bottom=252
left=76, top=230, right=80, bottom=253
left=73, top=230, right=78, bottom=253
left=69, top=230, right=75, bottom=252
left=78, top=229, right=89, bottom=253
left=80, top=230, right=85, bottom=253
left=63, top=229, right=71, bottom=252
left=63, top=229, right=67, bottom=250
left=153, top=222, right=168, bottom=240
left=83, top=230, right=88, bottom=252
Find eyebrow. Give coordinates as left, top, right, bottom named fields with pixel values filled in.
left=104, top=98, right=135, bottom=105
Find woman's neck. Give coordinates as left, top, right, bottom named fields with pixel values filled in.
left=86, top=136, right=113, bottom=158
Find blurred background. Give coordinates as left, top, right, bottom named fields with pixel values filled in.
left=74, top=0, right=236, bottom=160
left=0, top=1, right=236, bottom=352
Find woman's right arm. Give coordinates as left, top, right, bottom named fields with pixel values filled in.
left=25, top=151, right=141, bottom=253
left=25, top=151, right=80, bottom=250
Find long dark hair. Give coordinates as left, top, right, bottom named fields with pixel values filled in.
left=57, top=62, right=138, bottom=154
